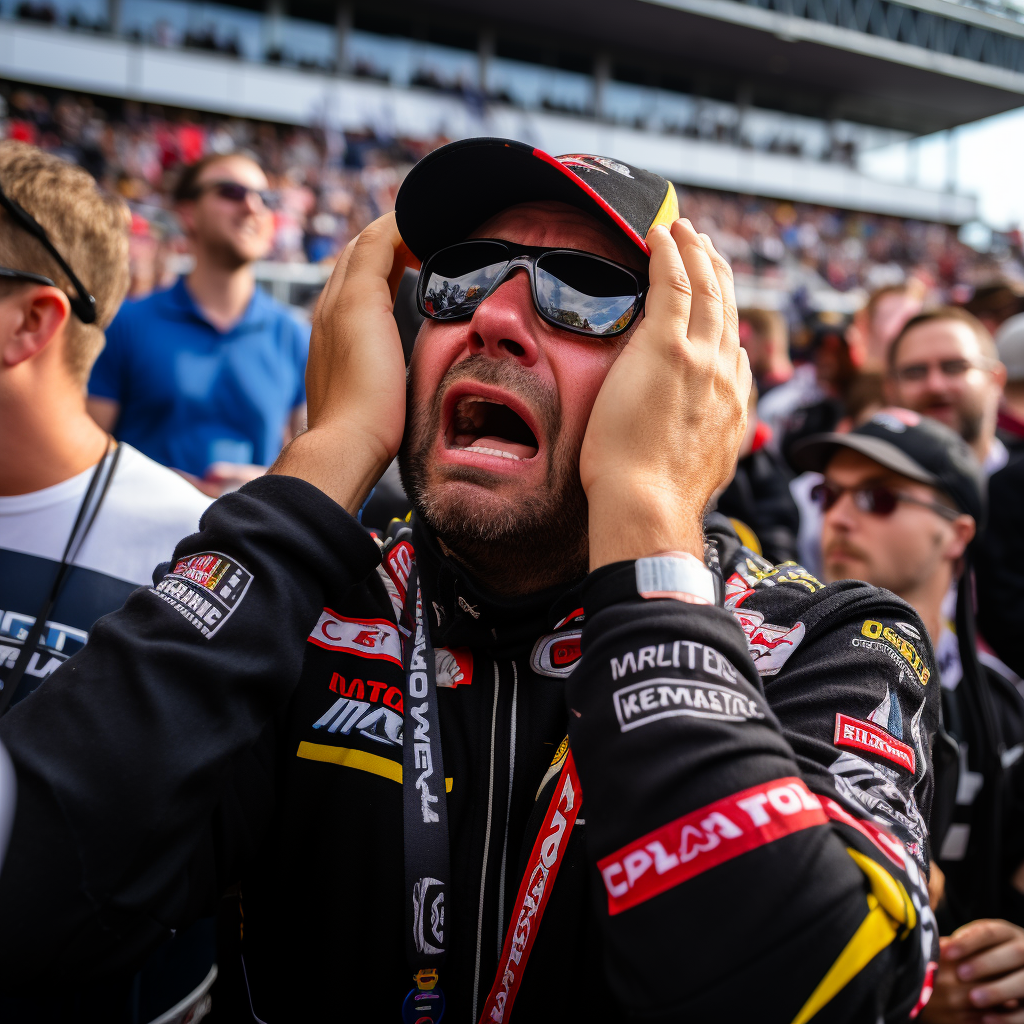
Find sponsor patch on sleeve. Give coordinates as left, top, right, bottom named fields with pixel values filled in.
left=834, top=713, right=916, bottom=773
left=598, top=776, right=827, bottom=914
left=613, top=677, right=764, bottom=731
left=150, top=551, right=253, bottom=638
left=308, top=609, right=403, bottom=666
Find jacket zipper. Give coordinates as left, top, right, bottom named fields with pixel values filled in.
left=471, top=661, right=501, bottom=1021
left=495, top=660, right=518, bottom=958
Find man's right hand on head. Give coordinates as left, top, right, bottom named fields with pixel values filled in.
left=581, top=218, right=751, bottom=567
left=269, top=212, right=416, bottom=514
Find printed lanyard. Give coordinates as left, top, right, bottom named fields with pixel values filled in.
left=395, top=550, right=582, bottom=1024
left=400, top=562, right=450, bottom=1023
left=478, top=748, right=581, bottom=1024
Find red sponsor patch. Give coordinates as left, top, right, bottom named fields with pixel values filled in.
left=834, top=713, right=916, bottom=773
left=307, top=609, right=402, bottom=666
left=598, top=777, right=827, bottom=915
left=384, top=540, right=415, bottom=604
left=530, top=630, right=583, bottom=678
left=436, top=647, right=472, bottom=687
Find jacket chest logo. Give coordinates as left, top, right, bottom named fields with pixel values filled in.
left=307, top=609, right=403, bottom=666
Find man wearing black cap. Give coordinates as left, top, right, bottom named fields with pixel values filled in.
left=795, top=410, right=1024, bottom=1022
left=0, top=140, right=937, bottom=1022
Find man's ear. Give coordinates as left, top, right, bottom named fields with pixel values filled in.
left=0, top=286, right=71, bottom=369
left=946, top=513, right=976, bottom=562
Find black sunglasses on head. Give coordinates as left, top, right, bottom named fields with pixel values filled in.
left=417, top=239, right=649, bottom=339
left=0, top=180, right=97, bottom=324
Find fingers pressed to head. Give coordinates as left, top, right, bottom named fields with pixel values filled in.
left=671, top=218, right=723, bottom=352
left=642, top=222, right=692, bottom=335
left=701, top=232, right=739, bottom=357
left=340, top=212, right=405, bottom=298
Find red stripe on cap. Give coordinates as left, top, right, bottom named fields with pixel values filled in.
left=531, top=148, right=650, bottom=255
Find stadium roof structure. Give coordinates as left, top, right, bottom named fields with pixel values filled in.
left=396, top=0, right=1024, bottom=134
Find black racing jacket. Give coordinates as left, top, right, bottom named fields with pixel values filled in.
left=0, top=476, right=940, bottom=1022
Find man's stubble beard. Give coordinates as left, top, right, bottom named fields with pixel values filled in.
left=399, top=356, right=590, bottom=597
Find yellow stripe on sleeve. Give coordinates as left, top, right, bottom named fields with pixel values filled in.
left=790, top=846, right=914, bottom=1024
left=297, top=741, right=453, bottom=792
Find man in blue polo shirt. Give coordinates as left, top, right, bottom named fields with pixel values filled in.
left=88, top=151, right=310, bottom=496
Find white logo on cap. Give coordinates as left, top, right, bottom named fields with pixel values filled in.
left=557, top=154, right=633, bottom=178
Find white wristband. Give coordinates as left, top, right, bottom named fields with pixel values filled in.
left=635, top=551, right=716, bottom=605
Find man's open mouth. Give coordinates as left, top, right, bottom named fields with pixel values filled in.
left=445, top=394, right=540, bottom=462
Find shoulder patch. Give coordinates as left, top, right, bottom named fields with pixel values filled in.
left=151, top=551, right=253, bottom=638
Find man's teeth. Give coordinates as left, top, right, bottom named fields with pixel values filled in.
left=461, top=445, right=522, bottom=461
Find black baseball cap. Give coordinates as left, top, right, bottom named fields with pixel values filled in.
left=791, top=408, right=985, bottom=523
left=395, top=138, right=679, bottom=263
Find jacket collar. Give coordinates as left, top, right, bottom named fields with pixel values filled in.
left=409, top=517, right=586, bottom=659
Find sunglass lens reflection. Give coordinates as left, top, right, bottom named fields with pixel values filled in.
left=422, top=242, right=509, bottom=320
left=535, top=253, right=639, bottom=335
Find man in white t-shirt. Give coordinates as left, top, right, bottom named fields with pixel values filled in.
left=0, top=142, right=213, bottom=1020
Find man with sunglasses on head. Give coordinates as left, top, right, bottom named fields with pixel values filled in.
left=87, top=151, right=310, bottom=497
left=0, top=140, right=939, bottom=1022
left=0, top=140, right=216, bottom=1020
left=796, top=410, right=1024, bottom=1024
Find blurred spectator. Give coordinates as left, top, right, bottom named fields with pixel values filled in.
left=886, top=308, right=1009, bottom=474
left=737, top=307, right=792, bottom=394
left=847, top=280, right=926, bottom=371
left=0, top=84, right=1013, bottom=309
left=715, top=384, right=800, bottom=564
left=87, top=152, right=311, bottom=496
left=0, top=139, right=214, bottom=1023
left=976, top=456, right=1024, bottom=680
left=794, top=413, right=1024, bottom=1010
left=758, top=313, right=860, bottom=469
left=962, top=279, right=1024, bottom=336
left=994, top=312, right=1024, bottom=452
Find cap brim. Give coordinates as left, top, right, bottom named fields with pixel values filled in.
left=395, top=138, right=652, bottom=263
left=791, top=433, right=941, bottom=486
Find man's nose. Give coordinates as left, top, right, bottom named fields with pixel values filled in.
left=464, top=269, right=540, bottom=366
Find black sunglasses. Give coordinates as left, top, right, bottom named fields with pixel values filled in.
left=417, top=239, right=648, bottom=339
left=0, top=180, right=97, bottom=324
left=194, top=180, right=278, bottom=209
left=811, top=481, right=960, bottom=520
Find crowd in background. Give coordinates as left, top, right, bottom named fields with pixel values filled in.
left=4, top=82, right=1024, bottom=1024
left=3, top=83, right=1023, bottom=312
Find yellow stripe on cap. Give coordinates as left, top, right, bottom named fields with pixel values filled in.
left=297, top=741, right=453, bottom=792
left=648, top=182, right=679, bottom=234
left=790, top=846, right=914, bottom=1024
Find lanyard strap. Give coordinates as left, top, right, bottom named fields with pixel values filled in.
left=0, top=439, right=120, bottom=717
left=395, top=544, right=580, bottom=1023
left=401, top=562, right=451, bottom=971
left=478, top=750, right=582, bottom=1024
